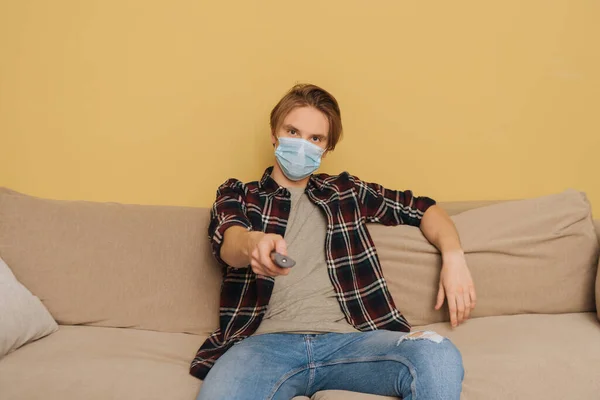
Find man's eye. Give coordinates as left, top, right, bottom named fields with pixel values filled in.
left=288, top=129, right=297, bottom=135
left=311, top=136, right=320, bottom=142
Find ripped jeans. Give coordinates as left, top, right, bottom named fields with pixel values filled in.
left=196, top=330, right=464, bottom=400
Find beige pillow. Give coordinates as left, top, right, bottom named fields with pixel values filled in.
left=0, top=256, right=58, bottom=358
left=373, top=189, right=599, bottom=326
left=0, top=188, right=222, bottom=336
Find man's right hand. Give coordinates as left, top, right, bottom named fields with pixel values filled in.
left=246, top=232, right=290, bottom=277
left=220, top=226, right=290, bottom=277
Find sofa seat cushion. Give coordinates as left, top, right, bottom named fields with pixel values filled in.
left=420, top=312, right=600, bottom=399
left=0, top=325, right=203, bottom=400
left=311, top=313, right=600, bottom=400
left=2, top=314, right=598, bottom=400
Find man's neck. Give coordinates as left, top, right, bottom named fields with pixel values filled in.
left=270, top=162, right=310, bottom=189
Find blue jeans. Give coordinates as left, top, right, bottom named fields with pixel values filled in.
left=196, top=330, right=464, bottom=400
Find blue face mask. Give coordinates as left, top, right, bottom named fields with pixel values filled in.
left=274, top=137, right=325, bottom=181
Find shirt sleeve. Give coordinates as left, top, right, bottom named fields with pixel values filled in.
left=208, top=179, right=253, bottom=267
left=352, top=175, right=436, bottom=227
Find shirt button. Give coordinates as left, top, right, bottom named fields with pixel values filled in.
left=283, top=206, right=290, bottom=212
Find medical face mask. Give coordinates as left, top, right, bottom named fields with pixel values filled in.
left=274, top=137, right=325, bottom=181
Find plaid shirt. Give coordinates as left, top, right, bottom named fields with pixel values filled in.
left=190, top=167, right=436, bottom=380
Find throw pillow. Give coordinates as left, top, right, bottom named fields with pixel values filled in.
left=0, top=256, right=58, bottom=358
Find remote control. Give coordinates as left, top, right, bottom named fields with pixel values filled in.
left=271, top=252, right=296, bottom=268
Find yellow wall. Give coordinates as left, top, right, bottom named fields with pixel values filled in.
left=1, top=1, right=599, bottom=215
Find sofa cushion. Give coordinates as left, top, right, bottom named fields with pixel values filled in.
left=0, top=256, right=58, bottom=358
left=372, top=189, right=599, bottom=326
left=0, top=188, right=222, bottom=335
left=0, top=325, right=202, bottom=400
left=436, top=200, right=500, bottom=216
left=419, top=313, right=600, bottom=400
left=2, top=315, right=598, bottom=400
left=0, top=324, right=308, bottom=400
left=310, top=313, right=600, bottom=400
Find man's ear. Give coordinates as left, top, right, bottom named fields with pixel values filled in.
left=271, top=132, right=277, bottom=147
left=322, top=150, right=329, bottom=158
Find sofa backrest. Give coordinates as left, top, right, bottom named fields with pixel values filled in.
left=0, top=188, right=221, bottom=336
left=375, top=189, right=599, bottom=325
left=0, top=187, right=598, bottom=334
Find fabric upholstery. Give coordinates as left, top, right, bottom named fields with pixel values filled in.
left=2, top=314, right=598, bottom=400
left=1, top=187, right=599, bottom=399
left=0, top=256, right=57, bottom=358
left=0, top=189, right=222, bottom=335
left=372, top=189, right=599, bottom=326
left=311, top=313, right=600, bottom=400
left=0, top=325, right=202, bottom=400
left=436, top=200, right=500, bottom=216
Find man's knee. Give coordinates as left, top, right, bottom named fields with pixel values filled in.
left=417, top=341, right=464, bottom=399
left=432, top=338, right=463, bottom=378
left=396, top=332, right=464, bottom=384
left=196, top=344, right=258, bottom=398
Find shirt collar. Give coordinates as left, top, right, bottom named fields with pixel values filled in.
left=258, top=166, right=328, bottom=196
left=258, top=167, right=282, bottom=194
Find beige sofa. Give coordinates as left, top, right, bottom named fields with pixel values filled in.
left=0, top=187, right=599, bottom=400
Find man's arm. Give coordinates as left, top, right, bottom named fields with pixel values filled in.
left=220, top=227, right=289, bottom=276
left=420, top=205, right=477, bottom=328
left=209, top=179, right=289, bottom=276
left=352, top=175, right=436, bottom=227
left=219, top=226, right=257, bottom=267
left=352, top=174, right=476, bottom=326
left=419, top=205, right=462, bottom=253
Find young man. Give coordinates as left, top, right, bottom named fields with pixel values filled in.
left=192, top=84, right=476, bottom=400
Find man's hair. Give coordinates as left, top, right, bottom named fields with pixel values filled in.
left=270, top=83, right=343, bottom=151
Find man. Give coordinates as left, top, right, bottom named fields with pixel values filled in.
left=192, top=84, right=476, bottom=399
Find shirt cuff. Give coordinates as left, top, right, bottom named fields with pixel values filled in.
left=210, top=217, right=252, bottom=267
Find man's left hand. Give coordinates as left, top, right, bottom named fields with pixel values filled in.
left=435, top=250, right=476, bottom=328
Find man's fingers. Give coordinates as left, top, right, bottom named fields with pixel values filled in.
left=260, top=246, right=290, bottom=276
left=262, top=258, right=288, bottom=276
left=251, top=254, right=271, bottom=276
left=258, top=242, right=276, bottom=264
left=267, top=256, right=290, bottom=276
left=456, top=292, right=465, bottom=324
left=447, top=293, right=458, bottom=328
left=270, top=236, right=289, bottom=275
left=435, top=285, right=445, bottom=310
left=250, top=257, right=259, bottom=274
left=274, top=236, right=288, bottom=256
left=257, top=246, right=277, bottom=274
left=247, top=234, right=291, bottom=277
left=259, top=253, right=281, bottom=275
left=470, top=286, right=477, bottom=310
left=463, top=291, right=472, bottom=320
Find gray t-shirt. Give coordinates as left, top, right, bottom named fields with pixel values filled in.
left=253, top=187, right=359, bottom=335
